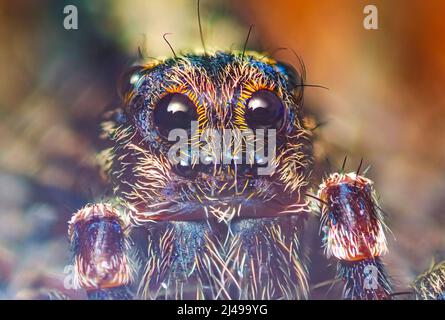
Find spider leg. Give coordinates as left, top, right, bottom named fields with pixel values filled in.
left=412, top=260, right=445, bottom=300
left=317, top=172, right=392, bottom=300
left=68, top=203, right=135, bottom=300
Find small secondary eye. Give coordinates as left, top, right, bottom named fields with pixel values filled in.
left=118, top=66, right=144, bottom=98
left=245, top=90, right=285, bottom=130
left=153, top=93, right=198, bottom=138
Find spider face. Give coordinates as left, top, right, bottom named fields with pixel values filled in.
left=104, top=52, right=313, bottom=223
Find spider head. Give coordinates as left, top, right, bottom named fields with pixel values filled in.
left=102, top=51, right=313, bottom=223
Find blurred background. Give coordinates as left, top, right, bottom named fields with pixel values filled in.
left=0, top=0, right=444, bottom=299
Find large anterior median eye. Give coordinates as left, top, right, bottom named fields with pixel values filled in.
left=153, top=93, right=198, bottom=138
left=245, top=90, right=285, bottom=130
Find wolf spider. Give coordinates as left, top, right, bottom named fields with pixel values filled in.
left=66, top=4, right=445, bottom=301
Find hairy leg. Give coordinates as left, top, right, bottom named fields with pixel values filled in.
left=68, top=203, right=135, bottom=299
left=317, top=172, right=392, bottom=300
left=138, top=216, right=308, bottom=300
left=412, top=261, right=445, bottom=300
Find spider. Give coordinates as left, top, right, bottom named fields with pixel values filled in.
left=66, top=3, right=445, bottom=301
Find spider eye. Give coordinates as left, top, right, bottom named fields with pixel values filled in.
left=245, top=90, right=285, bottom=130
left=153, top=93, right=198, bottom=138
left=118, top=66, right=144, bottom=98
